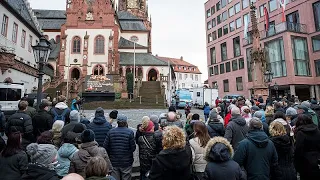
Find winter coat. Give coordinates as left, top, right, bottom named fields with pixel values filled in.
left=270, top=135, right=297, bottom=180
left=203, top=137, right=246, bottom=180
left=149, top=146, right=193, bottom=180
left=307, top=108, right=320, bottom=127
left=275, top=107, right=285, bottom=114
left=52, top=131, right=62, bottom=147
left=137, top=132, right=157, bottom=173
left=207, top=121, right=225, bottom=137
left=167, top=119, right=183, bottom=128
left=0, top=111, right=6, bottom=133
left=87, top=114, right=112, bottom=147
left=50, top=102, right=71, bottom=124
left=154, top=130, right=163, bottom=154
left=294, top=124, right=320, bottom=180
left=204, top=105, right=211, bottom=115
left=22, top=163, right=60, bottom=180
left=86, top=176, right=116, bottom=180
left=32, top=110, right=53, bottom=138
left=224, top=115, right=248, bottom=151
left=69, top=141, right=113, bottom=178
left=0, top=151, right=28, bottom=180
left=233, top=130, right=280, bottom=180
left=189, top=137, right=207, bottom=172
left=61, top=122, right=87, bottom=141
left=224, top=112, right=231, bottom=127
left=265, top=114, right=274, bottom=125
left=56, top=143, right=78, bottom=177
left=311, top=104, right=320, bottom=119
left=25, top=106, right=37, bottom=119
left=103, top=127, right=136, bottom=168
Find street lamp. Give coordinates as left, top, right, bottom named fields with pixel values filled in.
left=32, top=36, right=51, bottom=110
left=264, top=70, right=274, bottom=104
left=274, top=82, right=279, bottom=100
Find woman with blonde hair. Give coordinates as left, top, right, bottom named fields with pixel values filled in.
left=265, top=106, right=274, bottom=125
left=269, top=121, right=296, bottom=180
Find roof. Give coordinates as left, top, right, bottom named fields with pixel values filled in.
left=119, top=20, right=147, bottom=31
left=48, top=39, right=60, bottom=59
left=33, top=9, right=66, bottom=19
left=118, top=37, right=147, bottom=49
left=157, top=56, right=202, bottom=74
left=37, top=19, right=66, bottom=30
left=117, top=11, right=141, bottom=20
left=120, top=52, right=167, bottom=66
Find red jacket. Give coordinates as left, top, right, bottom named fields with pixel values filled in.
left=224, top=112, right=231, bottom=127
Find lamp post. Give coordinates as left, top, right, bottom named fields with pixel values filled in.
left=274, top=82, right=279, bottom=100
left=130, top=36, right=139, bottom=89
left=264, top=70, right=274, bottom=105
left=32, top=36, right=51, bottom=110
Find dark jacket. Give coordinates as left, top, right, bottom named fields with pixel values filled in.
left=87, top=115, right=112, bottom=147
left=207, top=121, right=225, bottom=137
left=149, top=146, right=193, bottom=180
left=294, top=124, right=320, bottom=180
left=61, top=122, right=86, bottom=142
left=103, top=127, right=136, bottom=168
left=233, top=130, right=280, bottom=180
left=275, top=107, right=286, bottom=114
left=22, top=163, right=60, bottom=180
left=50, top=102, right=70, bottom=124
left=270, top=135, right=297, bottom=180
left=224, top=115, right=248, bottom=151
left=311, top=104, right=320, bottom=118
left=137, top=132, right=157, bottom=173
left=0, top=111, right=5, bottom=133
left=0, top=151, right=28, bottom=180
left=154, top=130, right=163, bottom=154
left=25, top=106, right=37, bottom=119
left=32, top=110, right=53, bottom=138
left=265, top=114, right=274, bottom=125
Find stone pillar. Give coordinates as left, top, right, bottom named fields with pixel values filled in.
left=315, top=85, right=320, bottom=101
left=290, top=85, right=296, bottom=96
left=310, top=85, right=315, bottom=99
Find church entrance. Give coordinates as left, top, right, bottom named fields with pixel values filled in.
left=148, top=68, right=158, bottom=81
left=71, top=68, right=80, bottom=80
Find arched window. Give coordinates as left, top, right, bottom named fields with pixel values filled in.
left=93, top=64, right=104, bottom=75
left=72, top=36, right=81, bottom=53
left=95, top=35, right=105, bottom=54
left=56, top=35, right=61, bottom=43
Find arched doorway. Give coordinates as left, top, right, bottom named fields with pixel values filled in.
left=71, top=68, right=80, bottom=80
left=148, top=68, right=158, bottom=81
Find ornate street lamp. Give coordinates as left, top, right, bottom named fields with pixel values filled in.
left=32, top=36, right=51, bottom=110
left=264, top=70, right=274, bottom=104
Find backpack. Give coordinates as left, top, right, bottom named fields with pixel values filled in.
left=52, top=108, right=68, bottom=122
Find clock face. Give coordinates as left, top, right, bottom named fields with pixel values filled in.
left=127, top=0, right=137, bottom=8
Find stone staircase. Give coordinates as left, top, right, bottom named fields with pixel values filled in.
left=138, top=81, right=165, bottom=107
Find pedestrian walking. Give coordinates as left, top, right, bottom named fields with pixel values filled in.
left=204, top=102, right=211, bottom=122
left=185, top=103, right=191, bottom=119
left=207, top=110, right=225, bottom=138
left=50, top=95, right=71, bottom=124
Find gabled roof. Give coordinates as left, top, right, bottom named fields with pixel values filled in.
left=37, top=19, right=66, bottom=30
left=48, top=39, right=60, bottom=59
left=120, top=52, right=167, bottom=66
left=33, top=9, right=66, bottom=19
left=157, top=56, right=202, bottom=74
left=119, top=21, right=147, bottom=31
left=119, top=37, right=147, bottom=49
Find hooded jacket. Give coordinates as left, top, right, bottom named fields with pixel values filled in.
left=149, top=146, right=193, bottom=180
left=56, top=143, right=78, bottom=177
left=22, top=163, right=60, bottom=180
left=137, top=132, right=157, bottom=173
left=204, top=137, right=246, bottom=180
left=50, top=102, right=71, bottom=124
left=32, top=110, right=53, bottom=138
left=189, top=137, right=207, bottom=172
left=207, top=121, right=225, bottom=138
left=0, top=150, right=28, bottom=180
left=224, top=115, right=248, bottom=151
left=204, top=105, right=211, bottom=115
left=233, top=130, right=280, bottom=180
left=86, top=111, right=112, bottom=147
left=310, top=104, right=320, bottom=118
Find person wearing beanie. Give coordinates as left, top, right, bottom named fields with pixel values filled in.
left=224, top=107, right=248, bottom=151
left=207, top=110, right=225, bottom=138
left=61, top=110, right=87, bottom=142
left=286, top=107, right=298, bottom=126
left=109, top=110, right=118, bottom=128
left=23, top=143, right=60, bottom=180
left=32, top=101, right=53, bottom=138
left=103, top=114, right=136, bottom=180
left=253, top=111, right=270, bottom=136
left=234, top=117, right=281, bottom=180
left=51, top=120, right=65, bottom=147
left=150, top=114, right=159, bottom=131
left=69, top=129, right=113, bottom=178
left=87, top=107, right=112, bottom=147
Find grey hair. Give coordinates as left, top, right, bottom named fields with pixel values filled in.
left=249, top=117, right=263, bottom=131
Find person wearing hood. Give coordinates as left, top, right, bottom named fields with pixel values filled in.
left=204, top=102, right=211, bottom=122
left=56, top=132, right=79, bottom=177
left=150, top=115, right=159, bottom=131
left=253, top=111, right=270, bottom=136
left=301, top=101, right=320, bottom=128
left=224, top=107, right=248, bottom=151
left=310, top=99, right=320, bottom=118
left=149, top=126, right=193, bottom=180
left=203, top=137, right=246, bottom=180
left=207, top=110, right=225, bottom=138
left=61, top=110, right=87, bottom=142
left=23, top=143, right=60, bottom=180
left=269, top=122, right=296, bottom=180
left=51, top=120, right=65, bottom=147
left=285, top=107, right=297, bottom=127
left=294, top=114, right=320, bottom=180
left=87, top=107, right=112, bottom=147
left=241, top=106, right=252, bottom=125
left=50, top=95, right=71, bottom=124
left=233, top=117, right=281, bottom=180
left=69, top=129, right=113, bottom=178
left=32, top=101, right=53, bottom=138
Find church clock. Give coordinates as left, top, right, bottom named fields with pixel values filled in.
left=127, top=0, right=137, bottom=8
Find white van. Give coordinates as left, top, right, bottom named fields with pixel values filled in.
left=0, top=83, right=25, bottom=118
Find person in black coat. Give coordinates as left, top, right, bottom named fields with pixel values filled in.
left=294, top=114, right=320, bottom=180
left=32, top=101, right=53, bottom=138
left=87, top=107, right=112, bottom=147
left=204, top=137, right=246, bottom=180
left=207, top=110, right=225, bottom=137
left=269, top=121, right=297, bottom=180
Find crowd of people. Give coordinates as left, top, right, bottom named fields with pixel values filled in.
left=0, top=94, right=320, bottom=180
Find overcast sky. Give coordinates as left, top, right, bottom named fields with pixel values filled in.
left=28, top=0, right=208, bottom=80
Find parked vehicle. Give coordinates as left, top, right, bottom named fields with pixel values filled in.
left=222, top=94, right=245, bottom=102
left=192, top=88, right=218, bottom=109
left=175, top=89, right=193, bottom=109
left=0, top=83, right=25, bottom=118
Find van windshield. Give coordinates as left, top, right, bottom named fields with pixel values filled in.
left=0, top=88, right=22, bottom=101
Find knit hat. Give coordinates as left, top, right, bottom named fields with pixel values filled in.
left=286, top=107, right=297, bottom=116
left=209, top=110, right=217, bottom=120
left=73, top=123, right=86, bottom=133
left=26, top=143, right=57, bottom=165
left=81, top=129, right=95, bottom=143
left=253, top=111, right=264, bottom=119
left=70, top=110, right=80, bottom=122
left=52, top=120, right=65, bottom=132
left=231, top=107, right=241, bottom=116
left=95, top=107, right=104, bottom=117
left=117, top=114, right=128, bottom=122
left=109, top=110, right=118, bottom=119
left=149, top=115, right=159, bottom=124
left=301, top=101, right=311, bottom=108
left=249, top=117, right=263, bottom=130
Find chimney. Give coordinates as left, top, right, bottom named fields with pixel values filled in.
left=180, top=56, right=183, bottom=60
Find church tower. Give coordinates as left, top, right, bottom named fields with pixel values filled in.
left=118, top=0, right=148, bottom=19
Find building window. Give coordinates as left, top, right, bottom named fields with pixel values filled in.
left=28, top=35, right=32, bottom=52
left=235, top=3, right=241, bottom=14
left=236, top=77, right=243, bottom=91
left=21, top=30, right=26, bottom=48
left=182, top=83, right=185, bottom=88
left=211, top=6, right=215, bottom=15
left=222, top=11, right=228, bottom=21
left=226, top=62, right=231, bottom=72
left=223, top=25, right=228, bottom=35
left=216, top=2, right=221, bottom=11
left=195, top=75, right=199, bottom=81
left=221, top=42, right=227, bottom=61
left=229, top=7, right=235, bottom=17
left=209, top=67, right=214, bottom=76
left=269, top=0, right=277, bottom=12
left=312, top=35, right=320, bottom=52
left=93, top=64, right=104, bottom=75
left=243, top=0, right=249, bottom=9
left=214, top=65, right=219, bottom=75
left=12, top=23, right=18, bottom=43
left=208, top=33, right=212, bottom=43
left=217, top=14, right=221, bottom=24
left=315, top=60, right=320, bottom=76
left=1, top=15, right=8, bottom=37
left=207, top=21, right=212, bottom=30
left=230, top=21, right=235, bottom=32
left=212, top=18, right=216, bottom=27
left=190, top=74, right=193, bottom=80
left=239, top=58, right=244, bottom=69
left=221, top=0, right=227, bottom=8
left=207, top=9, right=211, bottom=18
left=72, top=36, right=81, bottom=53
left=246, top=48, right=252, bottom=82
left=265, top=38, right=287, bottom=77
left=244, top=13, right=250, bottom=25
left=56, top=35, right=61, bottom=43
left=232, top=60, right=238, bottom=71
left=179, top=74, right=182, bottom=80
left=259, top=4, right=266, bottom=18
left=314, top=1, right=320, bottom=31
left=212, top=31, right=217, bottom=40
left=210, top=47, right=216, bottom=64
left=236, top=18, right=242, bottom=29
left=218, top=28, right=223, bottom=38
left=95, top=35, right=105, bottom=54
left=220, top=64, right=225, bottom=74
left=223, top=79, right=229, bottom=92
left=233, top=36, right=241, bottom=57
left=286, top=11, right=300, bottom=31
left=184, top=74, right=188, bottom=80
left=292, top=37, right=310, bottom=76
